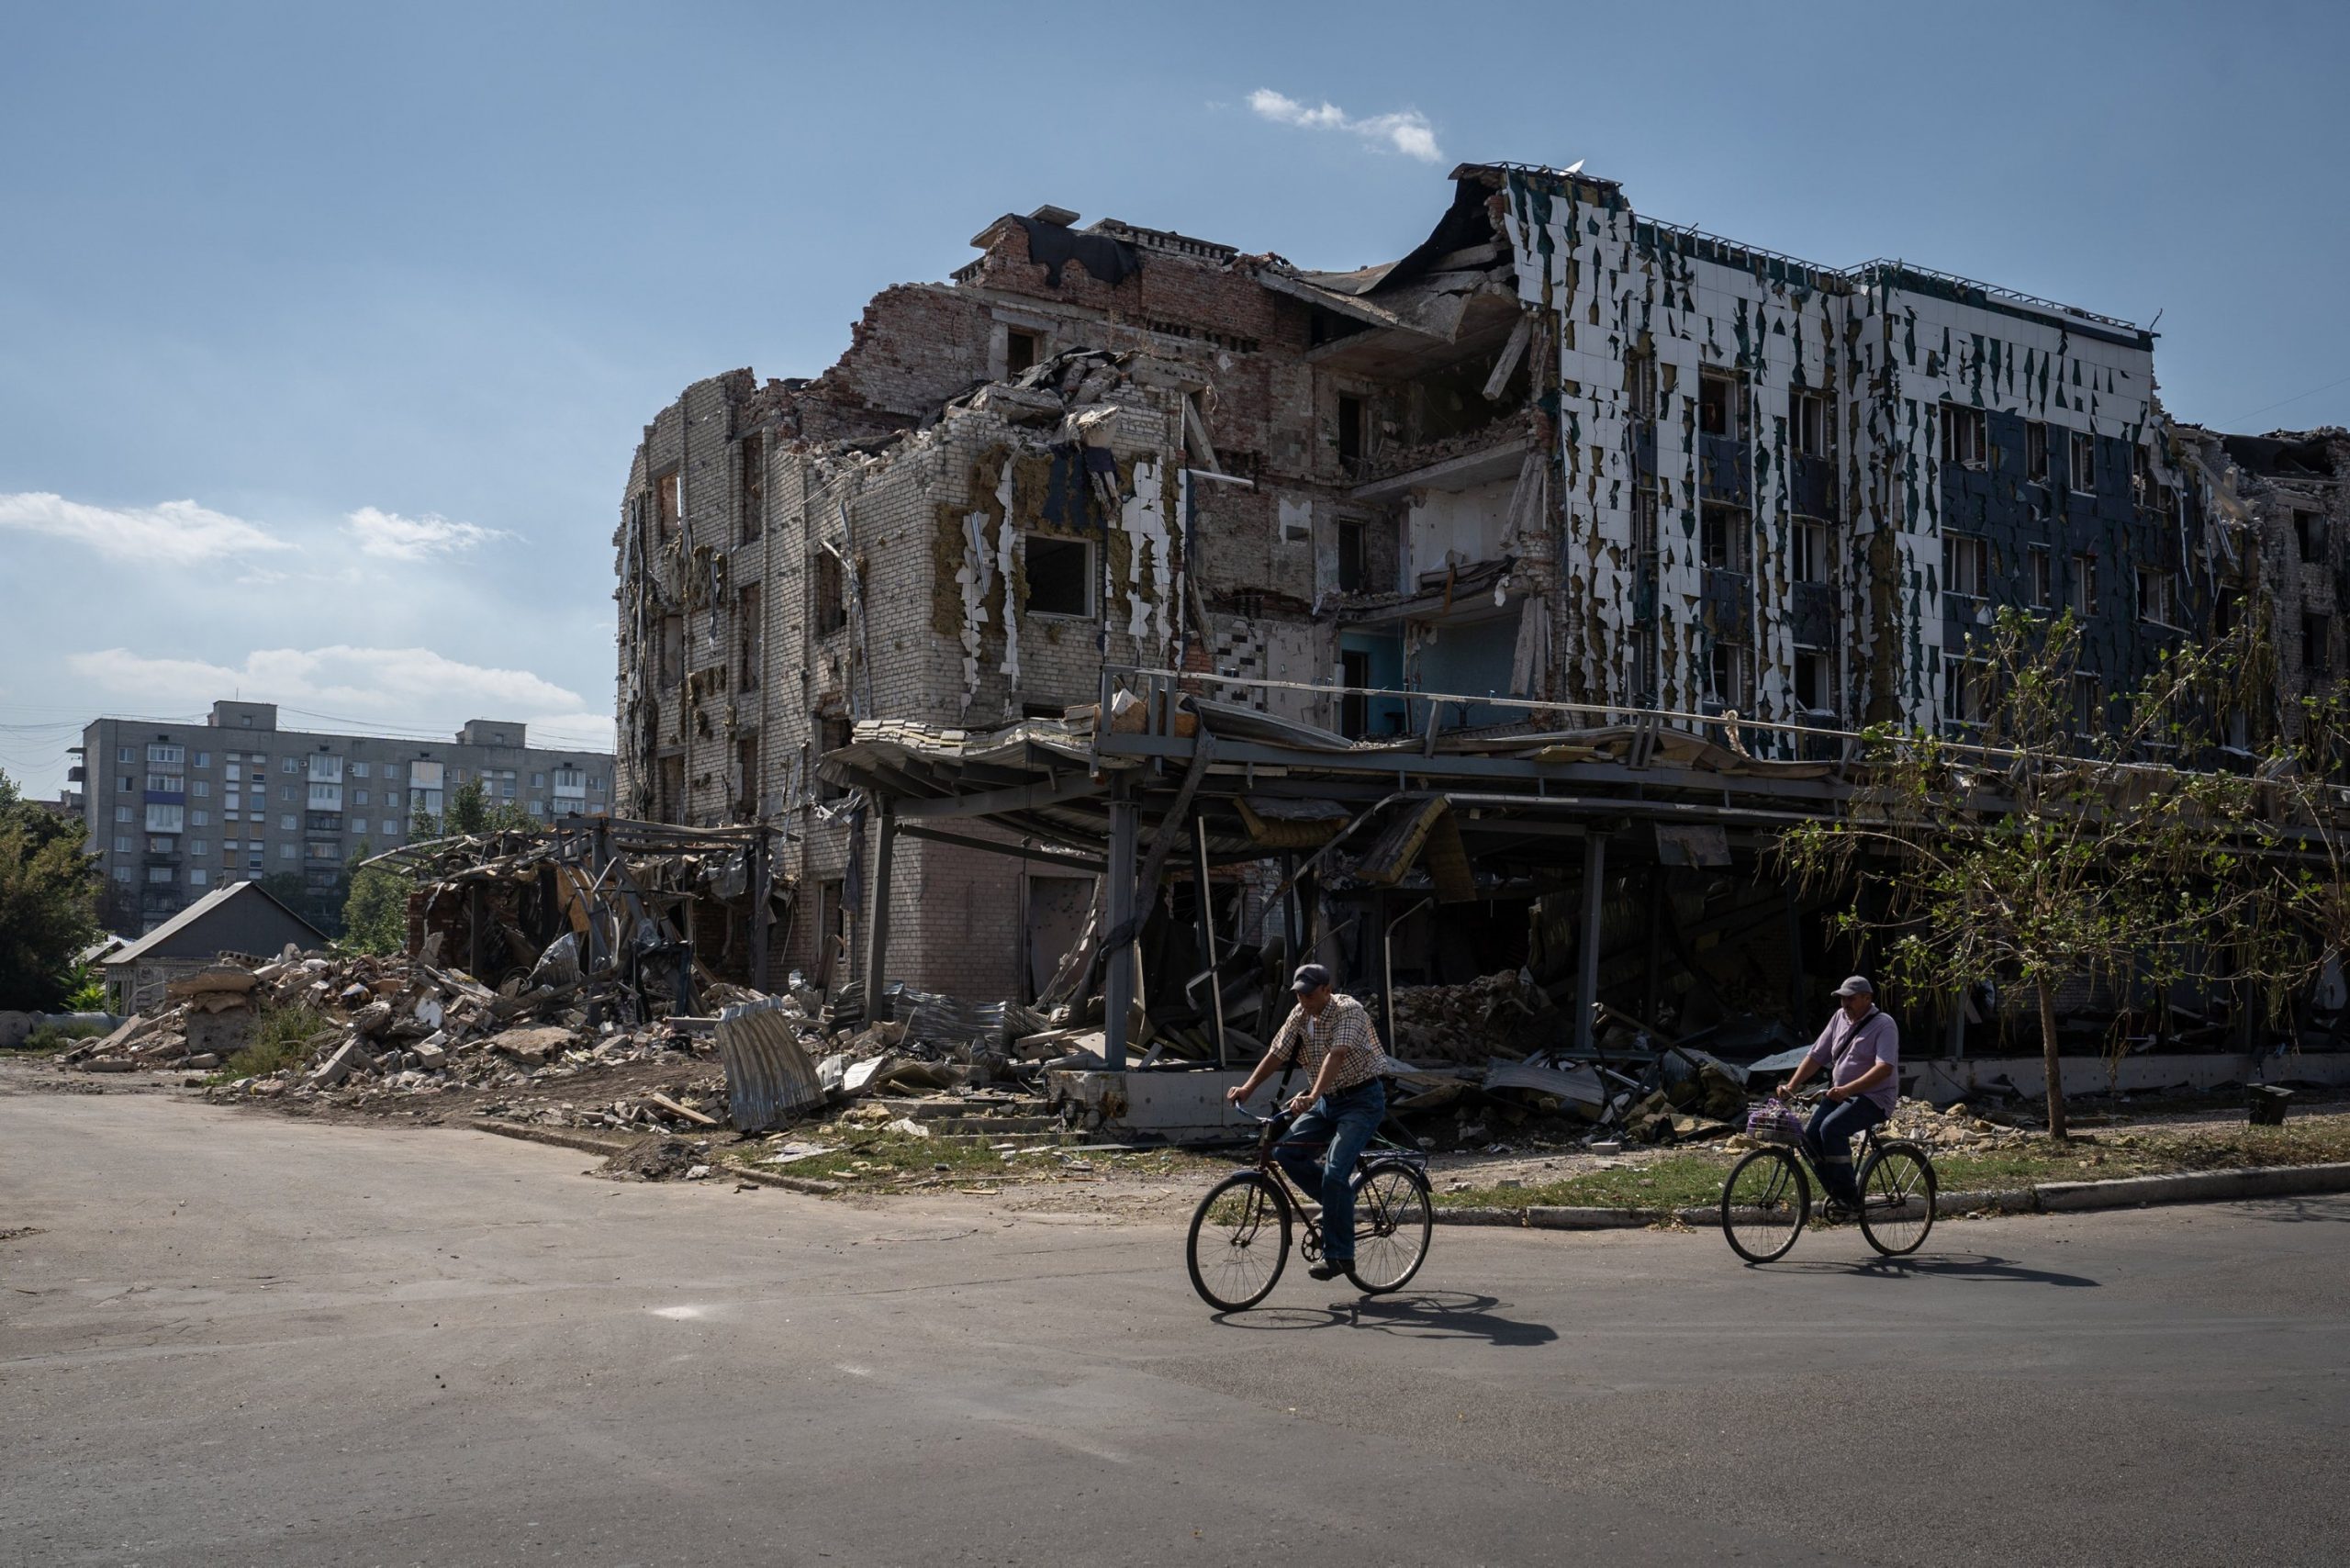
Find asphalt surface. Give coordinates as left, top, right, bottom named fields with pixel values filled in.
left=3, top=1085, right=2344, bottom=1568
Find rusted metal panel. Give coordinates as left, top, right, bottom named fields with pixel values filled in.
left=714, top=999, right=823, bottom=1131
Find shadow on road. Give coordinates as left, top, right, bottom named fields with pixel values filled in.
left=2246, top=1195, right=2350, bottom=1224
left=1213, top=1290, right=1560, bottom=1346
left=1770, top=1252, right=2099, bottom=1288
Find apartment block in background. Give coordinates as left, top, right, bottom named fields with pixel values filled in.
left=74, top=700, right=612, bottom=935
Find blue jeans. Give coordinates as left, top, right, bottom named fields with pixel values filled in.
left=1273, top=1080, right=1386, bottom=1261
left=1803, top=1094, right=1888, bottom=1206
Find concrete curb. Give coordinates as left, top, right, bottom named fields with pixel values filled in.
left=1430, top=1161, right=2350, bottom=1233
left=730, top=1166, right=845, bottom=1196
left=475, top=1120, right=643, bottom=1159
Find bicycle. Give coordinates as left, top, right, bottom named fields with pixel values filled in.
left=1719, top=1094, right=1937, bottom=1264
left=1185, top=1104, right=1434, bottom=1311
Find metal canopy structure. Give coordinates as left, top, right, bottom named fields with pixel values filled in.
left=821, top=669, right=1893, bottom=1071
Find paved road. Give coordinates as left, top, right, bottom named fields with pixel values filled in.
left=3, top=1088, right=2344, bottom=1567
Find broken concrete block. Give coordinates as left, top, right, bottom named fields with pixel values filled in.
left=352, top=1001, right=395, bottom=1037
left=412, top=1040, right=448, bottom=1069
left=185, top=1053, right=220, bottom=1069
left=492, top=1025, right=574, bottom=1065
left=308, top=1037, right=376, bottom=1086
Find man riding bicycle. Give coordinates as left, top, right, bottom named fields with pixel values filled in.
left=1225, top=963, right=1392, bottom=1281
left=1778, top=975, right=1899, bottom=1216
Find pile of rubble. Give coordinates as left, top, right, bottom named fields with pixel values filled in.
left=1388, top=970, right=1558, bottom=1065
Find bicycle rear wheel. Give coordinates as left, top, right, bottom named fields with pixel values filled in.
left=1186, top=1172, right=1292, bottom=1311
left=1345, top=1163, right=1431, bottom=1294
left=1857, top=1142, right=1937, bottom=1257
left=1720, top=1147, right=1808, bottom=1263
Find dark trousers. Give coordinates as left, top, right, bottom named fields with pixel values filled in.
left=1272, top=1080, right=1386, bottom=1261
left=1803, top=1095, right=1888, bottom=1205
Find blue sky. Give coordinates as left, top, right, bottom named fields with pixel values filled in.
left=5, top=0, right=2345, bottom=798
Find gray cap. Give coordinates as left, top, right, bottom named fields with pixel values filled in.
left=1291, top=962, right=1334, bottom=994
left=1832, top=975, right=1874, bottom=998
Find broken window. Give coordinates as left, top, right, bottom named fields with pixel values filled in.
left=1336, top=395, right=1365, bottom=470
left=1337, top=519, right=1366, bottom=593
left=1628, top=353, right=1659, bottom=422
left=2304, top=614, right=2333, bottom=677
left=1792, top=392, right=1829, bottom=459
left=1794, top=648, right=1834, bottom=716
left=2028, top=545, right=2052, bottom=608
left=813, top=549, right=847, bottom=636
left=2068, top=554, right=2098, bottom=617
left=655, top=470, right=681, bottom=536
left=1004, top=329, right=1041, bottom=375
left=1339, top=648, right=1371, bottom=739
left=658, top=615, right=684, bottom=686
left=739, top=433, right=764, bottom=543
left=1942, top=657, right=1987, bottom=726
left=657, top=754, right=685, bottom=819
left=1793, top=520, right=1830, bottom=584
left=1940, top=405, right=1986, bottom=471
left=1942, top=534, right=1988, bottom=599
left=735, top=733, right=760, bottom=820
left=1708, top=641, right=1751, bottom=710
left=2068, top=431, right=2097, bottom=494
left=2025, top=421, right=2050, bottom=484
left=1024, top=534, right=1093, bottom=618
left=814, top=879, right=845, bottom=985
left=816, top=717, right=852, bottom=801
left=2297, top=510, right=2327, bottom=563
left=1697, top=373, right=1740, bottom=440
left=738, top=583, right=763, bottom=691
left=2136, top=568, right=2174, bottom=626
left=1700, top=504, right=1749, bottom=572
left=2072, top=673, right=2103, bottom=738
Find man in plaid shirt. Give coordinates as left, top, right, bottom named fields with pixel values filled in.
left=1226, top=963, right=1393, bottom=1280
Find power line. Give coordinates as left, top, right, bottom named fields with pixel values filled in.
left=2223, top=372, right=2350, bottom=431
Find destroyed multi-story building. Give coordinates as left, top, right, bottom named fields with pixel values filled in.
left=615, top=162, right=2334, bottom=1014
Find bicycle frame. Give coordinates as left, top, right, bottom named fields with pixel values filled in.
left=1232, top=1107, right=1427, bottom=1257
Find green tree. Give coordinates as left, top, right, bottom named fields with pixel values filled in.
left=341, top=839, right=409, bottom=955
left=442, top=778, right=536, bottom=836
left=0, top=770, right=102, bottom=1010
left=1778, top=610, right=2320, bottom=1140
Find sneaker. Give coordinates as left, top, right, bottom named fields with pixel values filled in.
left=1307, top=1260, right=1349, bottom=1281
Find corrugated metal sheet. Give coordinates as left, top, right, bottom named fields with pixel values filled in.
left=715, top=999, right=824, bottom=1131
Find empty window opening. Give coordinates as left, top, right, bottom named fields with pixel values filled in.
left=816, top=717, right=853, bottom=801
left=1336, top=395, right=1365, bottom=468
left=656, top=471, right=681, bottom=536
left=738, top=583, right=763, bottom=691
left=2068, top=554, right=2098, bottom=617
left=1024, top=535, right=1094, bottom=618
left=1701, top=504, right=1749, bottom=572
left=2028, top=545, right=2052, bottom=608
left=739, top=433, right=765, bottom=543
left=1940, top=405, right=1987, bottom=470
left=2304, top=614, right=2333, bottom=677
left=1708, top=641, right=1751, bottom=710
left=657, top=754, right=685, bottom=819
left=735, top=733, right=760, bottom=820
left=1697, top=373, right=1740, bottom=440
left=813, top=550, right=847, bottom=636
left=2026, top=421, right=2050, bottom=484
left=1943, top=657, right=1988, bottom=725
left=1942, top=534, right=1989, bottom=599
left=1337, top=519, right=1366, bottom=593
left=1793, top=520, right=1830, bottom=584
left=1794, top=648, right=1834, bottom=716
left=2068, top=431, right=2097, bottom=494
left=2297, top=510, right=2327, bottom=563
left=2072, top=674, right=2103, bottom=738
left=1792, top=392, right=1830, bottom=459
left=1005, top=329, right=1041, bottom=376
left=2136, top=568, right=2174, bottom=626
left=1339, top=648, right=1372, bottom=739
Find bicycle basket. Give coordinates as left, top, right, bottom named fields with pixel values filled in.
left=1746, top=1100, right=1806, bottom=1146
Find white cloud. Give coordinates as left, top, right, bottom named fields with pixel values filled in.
left=69, top=644, right=585, bottom=720
left=1247, top=88, right=1442, bottom=163
left=343, top=506, right=515, bottom=561
left=0, top=491, right=293, bottom=565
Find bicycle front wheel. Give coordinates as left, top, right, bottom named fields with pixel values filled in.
left=1858, top=1142, right=1937, bottom=1257
left=1186, top=1172, right=1292, bottom=1311
left=1346, top=1162, right=1432, bottom=1294
left=1720, top=1147, right=1809, bottom=1263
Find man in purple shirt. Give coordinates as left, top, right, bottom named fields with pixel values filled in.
left=1778, top=976, right=1899, bottom=1215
